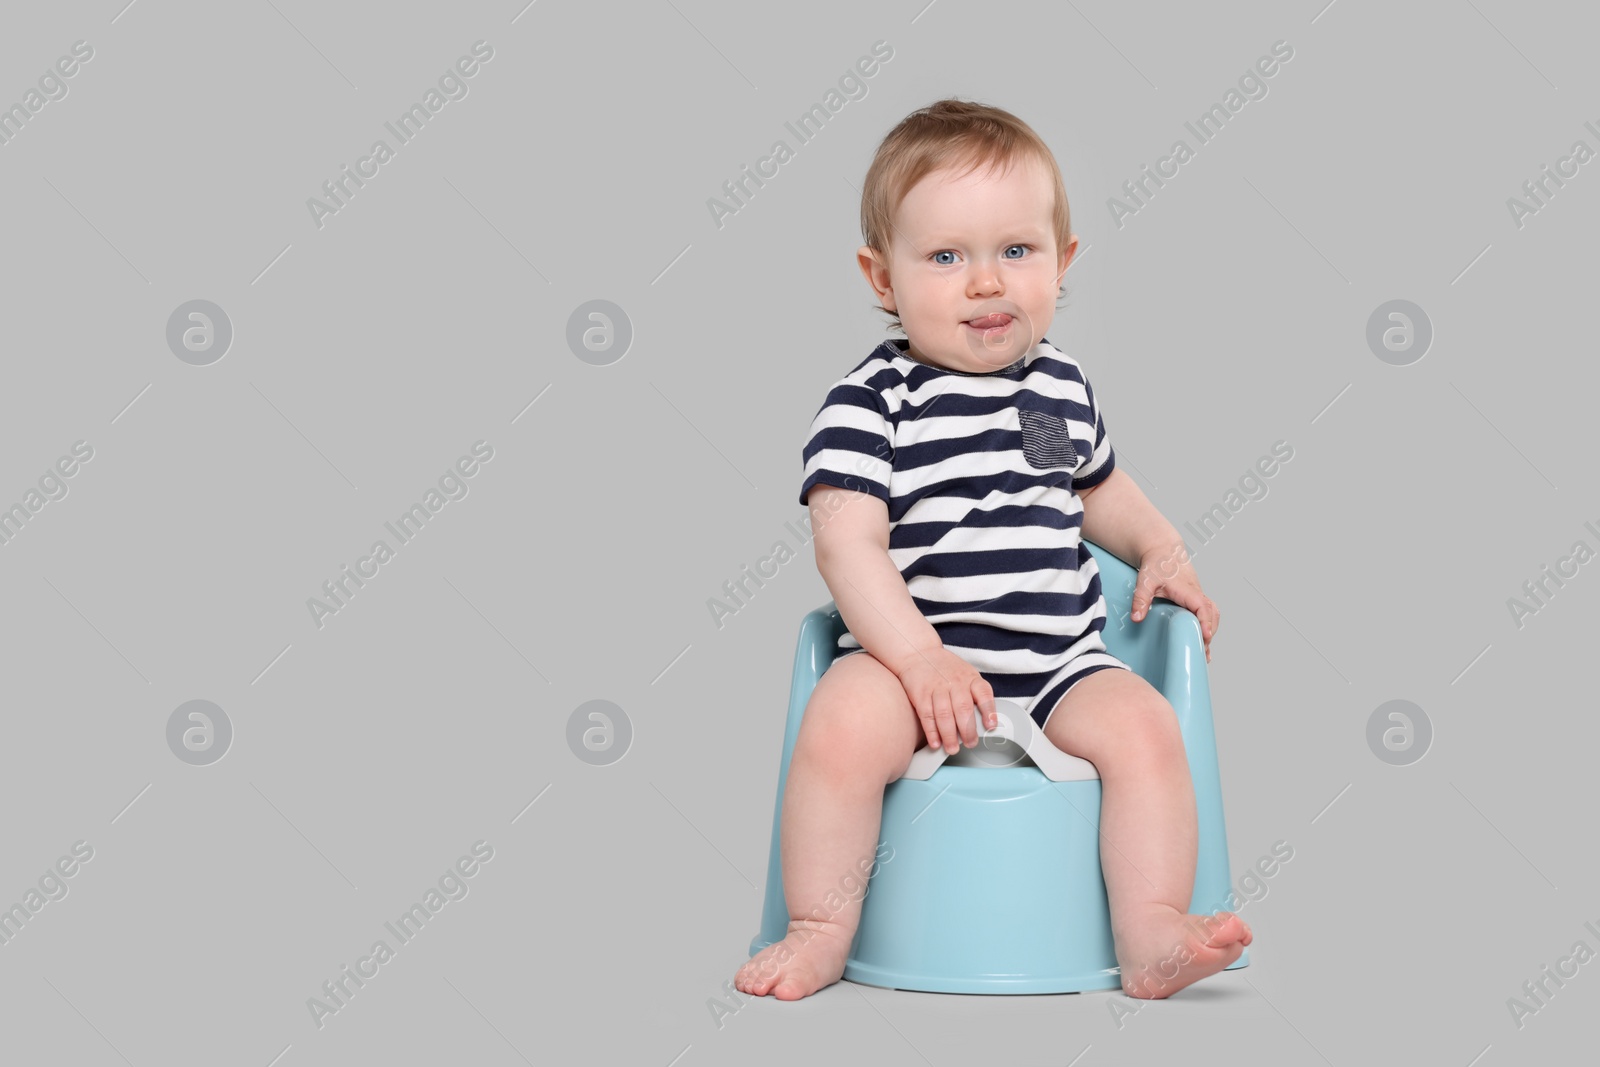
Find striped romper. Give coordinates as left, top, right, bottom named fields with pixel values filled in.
left=798, top=337, right=1131, bottom=730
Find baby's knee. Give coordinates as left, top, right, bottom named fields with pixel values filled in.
left=796, top=701, right=874, bottom=754
left=797, top=692, right=907, bottom=777
left=1067, top=695, right=1181, bottom=765
left=1103, top=687, right=1179, bottom=740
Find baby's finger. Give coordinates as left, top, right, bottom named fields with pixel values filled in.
left=1131, top=581, right=1155, bottom=622
left=913, top=696, right=940, bottom=750
left=973, top=679, right=997, bottom=730
left=951, top=690, right=978, bottom=749
left=932, top=688, right=958, bottom=754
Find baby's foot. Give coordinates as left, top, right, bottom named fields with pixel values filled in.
left=734, top=921, right=853, bottom=1001
left=1117, top=906, right=1252, bottom=999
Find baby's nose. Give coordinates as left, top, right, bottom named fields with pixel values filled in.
left=967, top=264, right=1003, bottom=294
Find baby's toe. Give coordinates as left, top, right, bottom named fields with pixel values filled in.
left=1200, top=911, right=1248, bottom=947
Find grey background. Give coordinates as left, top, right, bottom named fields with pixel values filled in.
left=1, top=0, right=1594, bottom=1063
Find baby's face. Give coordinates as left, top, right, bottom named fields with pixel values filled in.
left=860, top=154, right=1075, bottom=373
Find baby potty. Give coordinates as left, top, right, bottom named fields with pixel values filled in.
left=749, top=539, right=1250, bottom=993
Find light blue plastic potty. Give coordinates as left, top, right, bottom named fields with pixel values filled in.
left=750, top=539, right=1249, bottom=993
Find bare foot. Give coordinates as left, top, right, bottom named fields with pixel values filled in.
left=734, top=921, right=853, bottom=1000
left=1117, top=906, right=1253, bottom=999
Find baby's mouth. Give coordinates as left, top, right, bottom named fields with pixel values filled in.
left=965, top=314, right=1013, bottom=330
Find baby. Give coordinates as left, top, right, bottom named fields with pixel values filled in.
left=735, top=99, right=1251, bottom=1001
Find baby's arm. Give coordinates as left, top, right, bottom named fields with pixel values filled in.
left=1079, top=469, right=1219, bottom=657
left=807, top=485, right=997, bottom=752
left=1078, top=470, right=1185, bottom=573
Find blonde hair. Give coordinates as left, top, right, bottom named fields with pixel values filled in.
left=859, top=98, right=1072, bottom=333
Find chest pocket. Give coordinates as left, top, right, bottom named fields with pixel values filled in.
left=1017, top=408, right=1079, bottom=470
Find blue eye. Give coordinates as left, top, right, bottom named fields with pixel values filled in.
left=930, top=245, right=1029, bottom=264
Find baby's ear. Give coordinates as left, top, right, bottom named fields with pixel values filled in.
left=857, top=245, right=895, bottom=309
left=1055, top=235, right=1077, bottom=283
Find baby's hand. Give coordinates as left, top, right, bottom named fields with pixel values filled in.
left=890, top=647, right=998, bottom=754
left=1133, top=544, right=1220, bottom=662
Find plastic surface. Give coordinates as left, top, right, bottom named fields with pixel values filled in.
left=902, top=701, right=1100, bottom=782
left=749, top=539, right=1249, bottom=993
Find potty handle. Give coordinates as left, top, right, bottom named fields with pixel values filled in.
left=900, top=698, right=1100, bottom=783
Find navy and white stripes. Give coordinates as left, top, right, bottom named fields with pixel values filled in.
left=799, top=337, right=1127, bottom=724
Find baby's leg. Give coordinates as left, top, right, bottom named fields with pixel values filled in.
left=734, top=651, right=923, bottom=1000
left=1041, top=667, right=1252, bottom=998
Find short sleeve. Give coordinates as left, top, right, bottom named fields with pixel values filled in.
left=1071, top=373, right=1116, bottom=491
left=799, top=382, right=895, bottom=506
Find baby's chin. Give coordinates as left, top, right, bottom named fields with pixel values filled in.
left=904, top=327, right=1033, bottom=372
left=958, top=324, right=1035, bottom=368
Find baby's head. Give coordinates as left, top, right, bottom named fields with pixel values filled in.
left=857, top=98, right=1076, bottom=374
